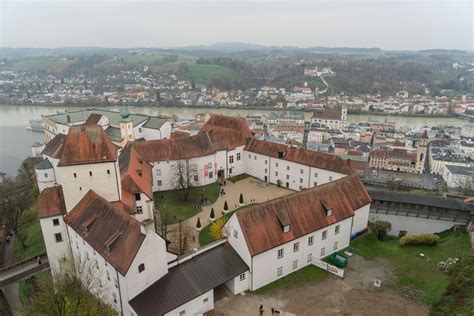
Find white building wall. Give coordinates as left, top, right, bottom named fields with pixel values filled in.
left=250, top=217, right=353, bottom=290
left=142, top=127, right=161, bottom=141
left=40, top=215, right=71, bottom=279
left=369, top=213, right=463, bottom=236
left=132, top=193, right=154, bottom=223
left=224, top=215, right=252, bottom=267
left=56, top=161, right=121, bottom=211
left=164, top=289, right=214, bottom=316
left=225, top=272, right=249, bottom=295
left=226, top=146, right=245, bottom=178
left=35, top=168, right=56, bottom=192
left=351, top=204, right=370, bottom=235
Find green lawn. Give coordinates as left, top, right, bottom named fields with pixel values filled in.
left=350, top=230, right=471, bottom=305
left=3, top=58, right=60, bottom=72
left=13, top=206, right=46, bottom=262
left=179, top=64, right=237, bottom=82
left=19, top=270, right=50, bottom=303
left=253, top=265, right=329, bottom=295
left=155, top=183, right=220, bottom=225
left=228, top=173, right=250, bottom=183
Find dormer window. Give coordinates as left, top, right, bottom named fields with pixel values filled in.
left=278, top=151, right=285, bottom=159
left=283, top=225, right=290, bottom=233
left=321, top=198, right=333, bottom=217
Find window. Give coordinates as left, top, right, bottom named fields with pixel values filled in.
left=73, top=173, right=77, bottom=178
left=44, top=173, right=48, bottom=178
left=286, top=175, right=289, bottom=180
left=322, top=230, right=327, bottom=240
left=254, top=155, right=257, bottom=160
left=236, top=153, right=241, bottom=161
left=239, top=273, right=245, bottom=281
left=287, top=166, right=290, bottom=171
left=299, top=178, right=303, bottom=183
left=314, top=182, right=318, bottom=186
left=321, top=247, right=326, bottom=257
left=138, top=128, right=142, bottom=133
left=113, top=293, right=117, bottom=304
left=136, top=206, right=143, bottom=214
left=314, top=172, right=318, bottom=178
left=283, top=225, right=290, bottom=233
left=203, top=297, right=209, bottom=304
left=107, top=169, right=110, bottom=175
left=89, top=171, right=93, bottom=176
left=194, top=175, right=199, bottom=182
left=234, top=229, right=238, bottom=238
left=293, top=242, right=299, bottom=252
left=114, top=278, right=118, bottom=288
left=209, top=171, right=213, bottom=179
left=300, top=169, right=304, bottom=174
left=138, top=263, right=145, bottom=273
left=135, top=193, right=141, bottom=201
left=79, top=187, right=82, bottom=191
left=335, top=225, right=340, bottom=235
left=107, top=270, right=110, bottom=281
left=95, top=259, right=99, bottom=269
left=264, top=168, right=268, bottom=173
left=308, top=236, right=314, bottom=246
left=52, top=218, right=60, bottom=226
left=333, top=241, right=338, bottom=250
left=55, top=233, right=62, bottom=242
left=248, top=154, right=251, bottom=158
left=207, top=162, right=212, bottom=168
left=329, top=176, right=333, bottom=182
left=156, top=169, right=161, bottom=176
left=277, top=248, right=284, bottom=259
left=292, top=260, right=298, bottom=269
left=229, top=155, right=234, bottom=164
left=275, top=171, right=278, bottom=176
left=157, top=180, right=162, bottom=186
left=307, top=253, right=312, bottom=263
left=275, top=162, right=279, bottom=167
left=277, top=266, right=283, bottom=276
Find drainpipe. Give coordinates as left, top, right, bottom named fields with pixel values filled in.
left=116, top=270, right=124, bottom=315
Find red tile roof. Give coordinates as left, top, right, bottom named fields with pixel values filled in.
left=369, top=148, right=417, bottom=161
left=131, top=133, right=215, bottom=162
left=312, top=109, right=342, bottom=121
left=119, top=145, right=153, bottom=209
left=41, top=134, right=67, bottom=159
left=84, top=113, right=103, bottom=125
left=58, top=125, right=117, bottom=166
left=64, top=190, right=145, bottom=275
left=37, top=186, right=66, bottom=219
left=235, top=174, right=371, bottom=256
left=200, top=115, right=253, bottom=139
left=244, top=139, right=353, bottom=175
left=421, top=130, right=429, bottom=139
left=207, top=130, right=247, bottom=151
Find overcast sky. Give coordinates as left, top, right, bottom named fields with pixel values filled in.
left=1, top=0, right=473, bottom=50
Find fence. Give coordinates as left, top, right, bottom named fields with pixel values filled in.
left=312, top=258, right=344, bottom=278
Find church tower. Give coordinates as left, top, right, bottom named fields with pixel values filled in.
left=120, top=105, right=135, bottom=142
left=416, top=130, right=429, bottom=174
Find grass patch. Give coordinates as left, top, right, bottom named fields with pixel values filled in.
left=2, top=58, right=60, bottom=72
left=13, top=206, right=46, bottom=262
left=228, top=173, right=250, bottom=183
left=19, top=270, right=50, bottom=302
left=155, top=182, right=219, bottom=225
left=350, top=229, right=471, bottom=305
left=179, top=64, right=236, bottom=82
left=253, top=265, right=329, bottom=295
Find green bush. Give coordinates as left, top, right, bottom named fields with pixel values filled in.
left=400, top=234, right=440, bottom=247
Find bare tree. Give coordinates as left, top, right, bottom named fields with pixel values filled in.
left=170, top=159, right=198, bottom=202
left=169, top=220, right=194, bottom=255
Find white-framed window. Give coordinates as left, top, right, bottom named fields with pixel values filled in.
left=333, top=241, right=338, bottom=250
left=300, top=169, right=303, bottom=174
left=293, top=242, right=299, bottom=252
left=194, top=175, right=198, bottom=182
left=236, top=153, right=241, bottom=161
left=283, top=225, right=290, bottom=233
left=156, top=169, right=161, bottom=176
left=55, top=233, right=62, bottom=242
left=308, top=236, right=314, bottom=246
left=208, top=162, right=212, bottom=168
left=136, top=206, right=143, bottom=214
left=277, top=248, right=284, bottom=259
left=229, top=155, right=234, bottom=164
left=322, top=230, right=327, bottom=240
left=321, top=247, right=326, bottom=257
left=209, top=171, right=213, bottom=179
left=314, top=172, right=318, bottom=178
left=239, top=273, right=245, bottom=281
left=277, top=266, right=283, bottom=276
left=53, top=218, right=59, bottom=226
left=307, top=253, right=312, bottom=263
left=292, top=259, right=298, bottom=269
left=335, top=225, right=340, bottom=235
left=157, top=180, right=162, bottom=186
left=300, top=178, right=303, bottom=183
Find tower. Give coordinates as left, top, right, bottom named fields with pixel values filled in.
left=341, top=105, right=347, bottom=128
left=416, top=130, right=429, bottom=173
left=120, top=105, right=134, bottom=142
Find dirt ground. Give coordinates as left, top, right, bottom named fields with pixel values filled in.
left=214, top=254, right=429, bottom=316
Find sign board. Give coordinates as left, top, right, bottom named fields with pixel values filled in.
left=312, top=258, right=344, bottom=278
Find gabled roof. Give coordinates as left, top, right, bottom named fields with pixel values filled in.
left=41, top=134, right=67, bottom=159
left=207, top=130, right=247, bottom=151
left=119, top=145, right=153, bottom=208
left=369, top=148, right=417, bottom=161
left=64, top=190, right=145, bottom=275
left=236, top=175, right=371, bottom=256
left=34, top=158, right=53, bottom=170
left=84, top=113, right=104, bottom=125
left=105, top=126, right=123, bottom=142
left=312, top=109, right=342, bottom=120
left=129, top=244, right=248, bottom=315
left=245, top=138, right=353, bottom=175
left=37, top=186, right=66, bottom=219
left=143, top=117, right=167, bottom=130
left=58, top=125, right=117, bottom=166
left=200, top=114, right=253, bottom=139
left=131, top=133, right=215, bottom=162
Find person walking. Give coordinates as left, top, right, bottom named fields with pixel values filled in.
left=259, top=305, right=264, bottom=316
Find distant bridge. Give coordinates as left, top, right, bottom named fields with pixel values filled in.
left=0, top=253, right=49, bottom=287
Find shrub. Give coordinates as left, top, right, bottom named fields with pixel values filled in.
left=239, top=193, right=244, bottom=204
left=370, top=221, right=392, bottom=241
left=209, top=208, right=215, bottom=220
left=196, top=217, right=201, bottom=229
left=223, top=201, right=229, bottom=211
left=400, top=234, right=440, bottom=247
left=210, top=218, right=225, bottom=240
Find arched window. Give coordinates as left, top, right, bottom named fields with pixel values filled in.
left=138, top=263, right=145, bottom=273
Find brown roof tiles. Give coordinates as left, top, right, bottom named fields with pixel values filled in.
left=370, top=148, right=417, bottom=161
left=245, top=138, right=353, bottom=175
left=235, top=174, right=371, bottom=256
left=64, top=190, right=145, bottom=275
left=41, top=134, right=67, bottom=159
left=58, top=125, right=117, bottom=166
left=200, top=114, right=253, bottom=139
left=37, top=186, right=66, bottom=219
left=84, top=113, right=103, bottom=125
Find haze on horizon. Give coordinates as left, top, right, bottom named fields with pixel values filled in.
left=1, top=0, right=473, bottom=51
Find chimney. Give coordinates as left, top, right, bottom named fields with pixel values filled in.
left=66, top=115, right=71, bottom=123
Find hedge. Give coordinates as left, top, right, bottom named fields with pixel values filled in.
left=399, top=234, right=440, bottom=247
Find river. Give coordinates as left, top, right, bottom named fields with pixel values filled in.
left=0, top=104, right=469, bottom=176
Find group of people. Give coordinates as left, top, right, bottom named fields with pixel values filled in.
left=218, top=180, right=227, bottom=197
left=259, top=305, right=280, bottom=315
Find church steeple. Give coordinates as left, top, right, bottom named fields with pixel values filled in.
left=119, top=105, right=134, bottom=142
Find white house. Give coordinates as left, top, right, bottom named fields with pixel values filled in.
left=442, top=164, right=474, bottom=189
left=223, top=174, right=371, bottom=290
